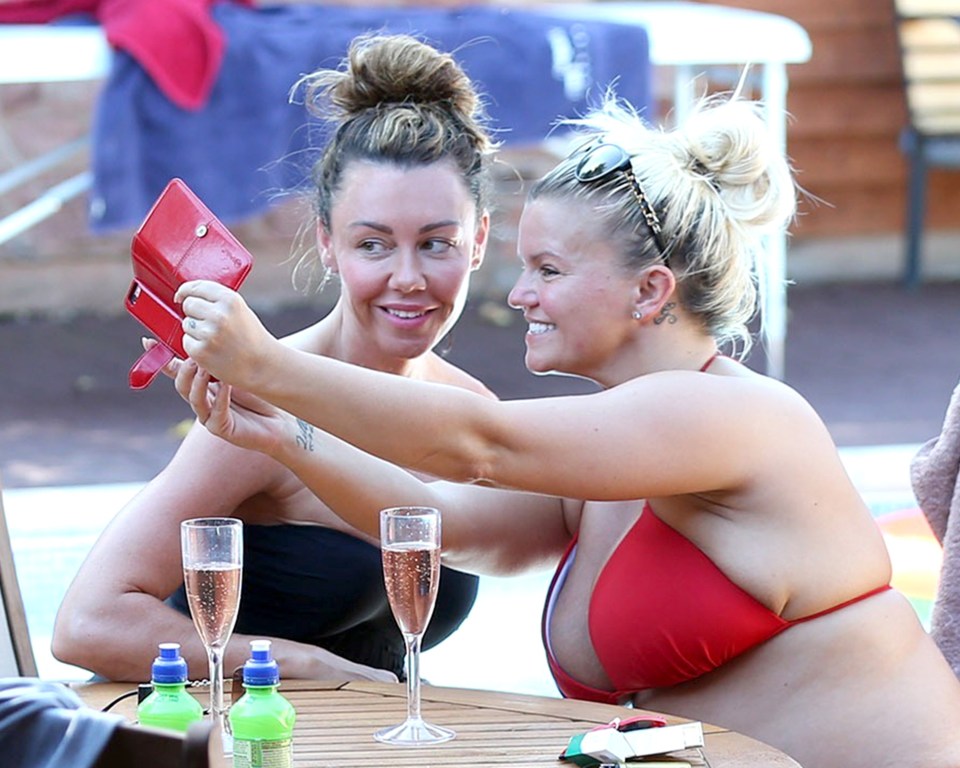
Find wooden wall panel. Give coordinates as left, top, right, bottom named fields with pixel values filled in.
left=788, top=86, right=907, bottom=137
left=697, top=0, right=960, bottom=240
left=788, top=27, right=902, bottom=84
left=792, top=137, right=906, bottom=187
left=714, top=0, right=894, bottom=28
left=791, top=173, right=960, bottom=237
left=824, top=6, right=901, bottom=28
left=793, top=188, right=905, bottom=237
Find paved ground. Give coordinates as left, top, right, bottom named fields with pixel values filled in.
left=1, top=279, right=959, bottom=489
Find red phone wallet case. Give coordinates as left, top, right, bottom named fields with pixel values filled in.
left=124, top=178, right=253, bottom=390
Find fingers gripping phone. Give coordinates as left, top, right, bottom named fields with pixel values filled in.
left=124, top=178, right=253, bottom=389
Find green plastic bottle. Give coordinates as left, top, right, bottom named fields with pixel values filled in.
left=137, top=642, right=204, bottom=732
left=229, top=640, right=296, bottom=768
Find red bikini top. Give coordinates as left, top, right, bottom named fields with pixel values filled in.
left=542, top=505, right=891, bottom=703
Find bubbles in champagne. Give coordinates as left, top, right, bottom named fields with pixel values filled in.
left=183, top=562, right=242, bottom=649
left=382, top=543, right=440, bottom=635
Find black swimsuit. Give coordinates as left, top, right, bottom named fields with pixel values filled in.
left=168, top=524, right=478, bottom=678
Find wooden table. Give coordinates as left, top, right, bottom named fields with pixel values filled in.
left=73, top=680, right=800, bottom=767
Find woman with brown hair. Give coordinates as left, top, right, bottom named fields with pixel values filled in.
left=54, top=33, right=498, bottom=683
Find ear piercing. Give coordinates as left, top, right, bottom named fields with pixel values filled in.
left=632, top=311, right=643, bottom=320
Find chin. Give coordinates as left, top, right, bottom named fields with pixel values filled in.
left=524, top=353, right=547, bottom=374
left=525, top=354, right=588, bottom=382
left=524, top=355, right=561, bottom=376
left=385, top=337, right=434, bottom=360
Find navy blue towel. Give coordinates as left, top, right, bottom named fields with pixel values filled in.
left=89, top=3, right=651, bottom=232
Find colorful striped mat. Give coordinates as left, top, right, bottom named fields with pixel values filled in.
left=875, top=506, right=941, bottom=628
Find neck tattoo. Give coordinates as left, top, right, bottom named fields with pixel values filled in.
left=654, top=302, right=678, bottom=325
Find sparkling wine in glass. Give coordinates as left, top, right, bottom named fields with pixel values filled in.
left=181, top=517, right=243, bottom=755
left=375, top=506, right=454, bottom=746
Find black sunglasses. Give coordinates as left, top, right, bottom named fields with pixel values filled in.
left=574, top=143, right=667, bottom=258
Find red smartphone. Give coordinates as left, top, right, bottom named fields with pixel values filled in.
left=124, top=178, right=253, bottom=389
left=125, top=274, right=188, bottom=360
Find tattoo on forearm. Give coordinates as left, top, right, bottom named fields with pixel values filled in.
left=295, top=419, right=316, bottom=452
left=654, top=301, right=678, bottom=325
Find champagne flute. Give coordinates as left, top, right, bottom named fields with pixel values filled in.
left=375, top=506, right=455, bottom=746
left=180, top=517, right=243, bottom=755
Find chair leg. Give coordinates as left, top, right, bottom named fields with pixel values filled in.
left=904, top=149, right=928, bottom=289
left=182, top=719, right=215, bottom=768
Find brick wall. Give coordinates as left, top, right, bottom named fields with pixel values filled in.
left=712, top=0, right=960, bottom=238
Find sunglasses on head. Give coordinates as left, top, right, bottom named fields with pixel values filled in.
left=574, top=142, right=667, bottom=258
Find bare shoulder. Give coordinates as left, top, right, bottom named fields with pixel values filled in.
left=420, top=353, right=498, bottom=399
left=715, top=360, right=829, bottom=445
left=632, top=357, right=816, bottom=418
left=280, top=321, right=327, bottom=352
left=704, top=360, right=841, bottom=472
left=617, top=358, right=831, bottom=467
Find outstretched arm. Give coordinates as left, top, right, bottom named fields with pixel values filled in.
left=177, top=365, right=571, bottom=575
left=175, top=281, right=788, bottom=502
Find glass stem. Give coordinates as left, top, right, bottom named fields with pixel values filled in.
left=209, top=647, right=224, bottom=728
left=404, top=632, right=422, bottom=723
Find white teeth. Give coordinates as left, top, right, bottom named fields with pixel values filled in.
left=387, top=309, right=426, bottom=319
left=528, top=322, right=554, bottom=335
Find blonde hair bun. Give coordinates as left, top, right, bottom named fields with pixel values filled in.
left=676, top=98, right=795, bottom=235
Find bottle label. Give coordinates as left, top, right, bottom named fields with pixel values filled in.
left=232, top=737, right=293, bottom=768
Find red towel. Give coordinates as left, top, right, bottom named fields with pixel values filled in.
left=0, top=0, right=253, bottom=110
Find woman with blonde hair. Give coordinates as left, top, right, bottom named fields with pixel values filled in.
left=174, top=92, right=960, bottom=767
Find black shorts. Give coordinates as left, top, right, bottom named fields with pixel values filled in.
left=168, top=524, right=478, bottom=679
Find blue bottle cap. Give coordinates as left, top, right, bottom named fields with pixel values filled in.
left=243, top=640, right=280, bottom=686
left=152, top=642, right=188, bottom=684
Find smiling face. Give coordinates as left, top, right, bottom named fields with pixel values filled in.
left=509, top=198, right=640, bottom=382
left=320, top=160, right=487, bottom=366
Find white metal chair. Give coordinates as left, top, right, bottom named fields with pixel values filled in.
left=893, top=0, right=960, bottom=287
left=0, top=23, right=108, bottom=247
left=0, top=471, right=38, bottom=677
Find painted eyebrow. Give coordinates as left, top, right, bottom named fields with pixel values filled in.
left=520, top=251, right=556, bottom=265
left=347, top=220, right=461, bottom=235
left=419, top=220, right=460, bottom=234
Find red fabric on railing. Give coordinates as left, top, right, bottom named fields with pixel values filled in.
left=0, top=0, right=96, bottom=24
left=0, top=0, right=253, bottom=110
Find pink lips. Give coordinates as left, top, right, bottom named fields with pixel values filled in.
left=381, top=305, right=434, bottom=329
